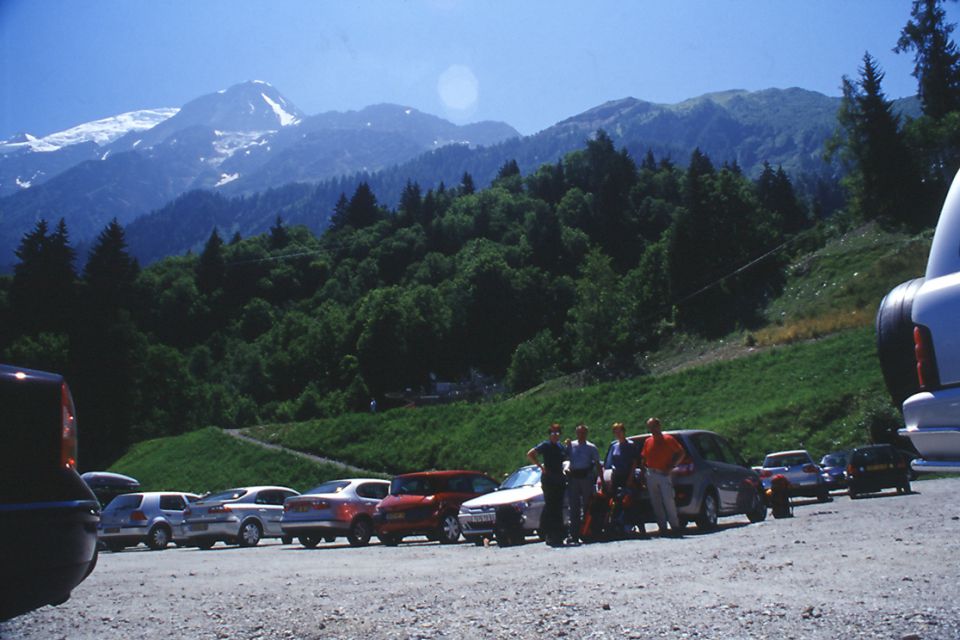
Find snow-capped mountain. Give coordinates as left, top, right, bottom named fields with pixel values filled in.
left=0, top=80, right=520, bottom=269
left=0, top=108, right=179, bottom=155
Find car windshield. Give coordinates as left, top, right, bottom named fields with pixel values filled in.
left=199, top=488, right=247, bottom=503
left=304, top=480, right=350, bottom=495
left=390, top=476, right=434, bottom=496
left=821, top=454, right=847, bottom=467
left=500, top=467, right=541, bottom=489
left=763, top=454, right=811, bottom=468
left=104, top=494, right=142, bottom=511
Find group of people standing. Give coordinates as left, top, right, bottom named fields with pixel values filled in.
left=527, top=418, right=685, bottom=547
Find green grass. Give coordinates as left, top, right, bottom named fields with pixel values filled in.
left=108, top=426, right=376, bottom=494
left=248, top=326, right=890, bottom=477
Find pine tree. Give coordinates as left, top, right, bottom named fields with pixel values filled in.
left=10, top=218, right=77, bottom=335
left=896, top=0, right=960, bottom=119
left=829, top=53, right=923, bottom=227
left=83, top=218, right=140, bottom=313
left=459, top=172, right=476, bottom=195
left=269, top=215, right=289, bottom=249
left=197, top=228, right=226, bottom=295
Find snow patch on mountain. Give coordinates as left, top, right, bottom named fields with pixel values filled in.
left=1, top=108, right=179, bottom=154
left=212, top=130, right=271, bottom=162
left=261, top=93, right=299, bottom=127
left=215, top=172, right=239, bottom=187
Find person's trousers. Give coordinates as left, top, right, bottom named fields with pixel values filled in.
left=646, top=469, right=680, bottom=531
left=541, top=480, right=566, bottom=542
left=566, top=474, right=595, bottom=538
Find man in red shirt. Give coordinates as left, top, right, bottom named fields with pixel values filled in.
left=640, top=417, right=685, bottom=537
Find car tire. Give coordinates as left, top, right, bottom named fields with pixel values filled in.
left=146, top=524, right=171, bottom=550
left=876, top=277, right=926, bottom=409
left=347, top=518, right=373, bottom=547
left=298, top=535, right=319, bottom=549
left=437, top=513, right=462, bottom=544
left=323, top=535, right=337, bottom=543
left=696, top=490, right=719, bottom=532
left=238, top=520, right=262, bottom=547
left=196, top=539, right=215, bottom=550
left=747, top=488, right=767, bottom=523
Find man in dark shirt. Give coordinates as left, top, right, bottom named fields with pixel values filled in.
left=527, top=422, right=567, bottom=547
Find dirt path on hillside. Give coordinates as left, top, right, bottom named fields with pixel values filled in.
left=224, top=428, right=376, bottom=476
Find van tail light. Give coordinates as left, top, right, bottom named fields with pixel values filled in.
left=60, top=382, right=78, bottom=470
left=914, top=325, right=940, bottom=389
left=208, top=505, right=231, bottom=514
left=802, top=464, right=818, bottom=474
left=131, top=510, right=147, bottom=522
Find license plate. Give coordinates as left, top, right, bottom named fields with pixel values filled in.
left=292, top=504, right=310, bottom=512
left=105, top=527, right=120, bottom=534
left=472, top=515, right=495, bottom=524
left=189, top=523, right=209, bottom=531
left=386, top=512, right=405, bottom=521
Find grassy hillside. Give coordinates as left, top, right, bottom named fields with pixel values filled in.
left=108, top=427, right=377, bottom=494
left=246, top=326, right=893, bottom=477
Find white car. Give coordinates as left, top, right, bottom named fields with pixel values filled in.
left=458, top=465, right=544, bottom=546
left=183, top=485, right=299, bottom=549
left=878, top=169, right=960, bottom=473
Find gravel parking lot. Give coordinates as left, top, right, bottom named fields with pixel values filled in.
left=3, top=478, right=960, bottom=640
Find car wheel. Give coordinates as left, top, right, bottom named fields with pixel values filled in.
left=298, top=535, right=319, bottom=549
left=146, top=524, right=171, bottom=550
left=378, top=533, right=400, bottom=546
left=747, top=488, right=767, bottom=523
left=196, top=539, right=215, bottom=550
left=437, top=513, right=462, bottom=544
left=106, top=542, right=125, bottom=553
left=323, top=535, right=337, bottom=543
left=876, top=277, right=926, bottom=409
left=696, top=490, right=719, bottom=532
left=238, top=520, right=262, bottom=547
left=347, top=518, right=373, bottom=547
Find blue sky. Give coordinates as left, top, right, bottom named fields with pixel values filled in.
left=2, top=1, right=958, bottom=141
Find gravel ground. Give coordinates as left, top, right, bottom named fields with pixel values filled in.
left=3, top=478, right=959, bottom=640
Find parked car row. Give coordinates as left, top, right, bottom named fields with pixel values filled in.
left=756, top=445, right=915, bottom=503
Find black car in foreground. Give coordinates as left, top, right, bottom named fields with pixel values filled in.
left=846, top=444, right=912, bottom=499
left=0, top=364, right=100, bottom=621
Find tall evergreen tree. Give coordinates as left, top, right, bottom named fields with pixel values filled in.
left=197, top=228, right=226, bottom=295
left=829, top=53, right=923, bottom=227
left=459, top=172, right=476, bottom=195
left=896, top=0, right=960, bottom=119
left=83, top=218, right=140, bottom=313
left=269, top=215, right=290, bottom=250
left=10, top=218, right=77, bottom=335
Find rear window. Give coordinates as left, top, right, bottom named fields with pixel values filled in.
left=159, top=494, right=187, bottom=511
left=200, top=488, right=247, bottom=503
left=851, top=447, right=894, bottom=465
left=105, top=494, right=143, bottom=511
left=763, top=453, right=812, bottom=468
left=305, top=481, right=351, bottom=495
left=390, top=476, right=434, bottom=496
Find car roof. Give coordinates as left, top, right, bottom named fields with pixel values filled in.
left=391, top=470, right=487, bottom=479
left=764, top=449, right=810, bottom=457
left=217, top=485, right=298, bottom=493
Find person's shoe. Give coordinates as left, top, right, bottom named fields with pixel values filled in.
left=564, top=536, right=580, bottom=545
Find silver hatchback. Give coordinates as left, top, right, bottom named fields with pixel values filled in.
left=184, top=486, right=299, bottom=549
left=99, top=491, right=199, bottom=551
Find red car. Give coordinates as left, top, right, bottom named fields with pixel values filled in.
left=374, top=470, right=498, bottom=545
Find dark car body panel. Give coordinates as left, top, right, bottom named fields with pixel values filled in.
left=0, top=364, right=100, bottom=620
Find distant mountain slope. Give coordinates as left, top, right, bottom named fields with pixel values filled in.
left=0, top=81, right=520, bottom=269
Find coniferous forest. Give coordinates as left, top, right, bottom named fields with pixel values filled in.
left=3, top=0, right=960, bottom=470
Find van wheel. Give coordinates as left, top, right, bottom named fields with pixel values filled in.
left=876, top=277, right=925, bottom=409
